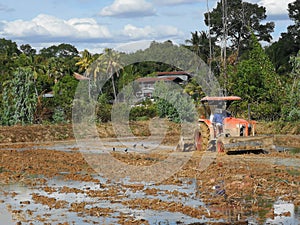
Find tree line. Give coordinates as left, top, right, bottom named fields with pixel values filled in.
left=0, top=0, right=299, bottom=125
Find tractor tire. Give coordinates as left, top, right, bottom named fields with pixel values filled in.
left=194, top=122, right=210, bottom=151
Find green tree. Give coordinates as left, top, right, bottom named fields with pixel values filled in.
left=266, top=0, right=300, bottom=75
left=184, top=31, right=218, bottom=64
left=1, top=67, right=38, bottom=125
left=39, top=43, right=78, bottom=58
left=96, top=93, right=112, bottom=123
left=118, top=64, right=140, bottom=90
left=0, top=38, right=20, bottom=56
left=0, top=39, right=21, bottom=91
left=281, top=51, right=300, bottom=121
left=53, top=75, right=78, bottom=121
left=40, top=43, right=79, bottom=80
left=75, top=49, right=95, bottom=73
left=288, top=0, right=300, bottom=34
left=46, top=57, right=72, bottom=80
left=153, top=81, right=197, bottom=123
left=97, top=48, right=123, bottom=100
left=205, top=0, right=274, bottom=56
left=20, top=44, right=36, bottom=56
left=227, top=33, right=282, bottom=120
left=266, top=32, right=298, bottom=75
left=184, top=77, right=205, bottom=103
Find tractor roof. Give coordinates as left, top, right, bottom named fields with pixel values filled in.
left=200, top=96, right=241, bottom=102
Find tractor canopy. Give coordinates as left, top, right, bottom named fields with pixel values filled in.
left=200, top=96, right=241, bottom=111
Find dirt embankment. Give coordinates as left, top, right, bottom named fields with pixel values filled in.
left=0, top=121, right=181, bottom=144
left=255, top=121, right=300, bottom=135
left=0, top=120, right=298, bottom=145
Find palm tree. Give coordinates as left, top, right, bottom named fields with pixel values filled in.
left=185, top=31, right=212, bottom=63
left=185, top=31, right=202, bottom=56
left=75, top=49, right=94, bottom=73
left=98, top=48, right=123, bottom=101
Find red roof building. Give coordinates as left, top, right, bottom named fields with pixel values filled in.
left=73, top=72, right=90, bottom=81
left=135, top=71, right=192, bottom=100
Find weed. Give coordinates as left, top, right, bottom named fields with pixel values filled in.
left=0, top=167, right=5, bottom=173
left=287, top=168, right=300, bottom=176
left=289, top=148, right=300, bottom=154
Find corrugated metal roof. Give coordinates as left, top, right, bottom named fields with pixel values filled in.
left=156, top=71, right=191, bottom=76
left=136, top=77, right=179, bottom=83
left=200, top=96, right=241, bottom=102
left=73, top=72, right=90, bottom=80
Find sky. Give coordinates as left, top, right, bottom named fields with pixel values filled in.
left=0, top=0, right=295, bottom=54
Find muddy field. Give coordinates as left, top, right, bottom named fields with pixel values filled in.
left=0, top=122, right=299, bottom=224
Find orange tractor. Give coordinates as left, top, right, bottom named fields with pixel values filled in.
left=177, top=96, right=274, bottom=153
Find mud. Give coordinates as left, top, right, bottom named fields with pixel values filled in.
left=0, top=123, right=299, bottom=224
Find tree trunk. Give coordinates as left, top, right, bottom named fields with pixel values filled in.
left=111, top=74, right=117, bottom=101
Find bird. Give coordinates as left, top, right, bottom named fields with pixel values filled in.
left=124, top=148, right=128, bottom=153
left=133, top=143, right=137, bottom=148
left=141, top=143, right=148, bottom=149
left=112, top=147, right=115, bottom=151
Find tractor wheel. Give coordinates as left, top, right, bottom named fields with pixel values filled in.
left=194, top=123, right=210, bottom=151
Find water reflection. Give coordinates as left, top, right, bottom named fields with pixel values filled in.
left=0, top=176, right=220, bottom=225
left=265, top=200, right=299, bottom=225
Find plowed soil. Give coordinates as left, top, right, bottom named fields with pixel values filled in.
left=0, top=121, right=299, bottom=224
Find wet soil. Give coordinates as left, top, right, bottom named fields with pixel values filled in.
left=0, top=122, right=299, bottom=224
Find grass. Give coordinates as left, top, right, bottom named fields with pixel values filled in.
left=289, top=148, right=300, bottom=154
left=287, top=168, right=300, bottom=176
left=0, top=167, right=5, bottom=173
left=257, top=197, right=274, bottom=219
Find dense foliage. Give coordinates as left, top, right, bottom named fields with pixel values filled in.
left=204, top=0, right=274, bottom=56
left=0, top=0, right=299, bottom=125
left=2, top=67, right=37, bottom=125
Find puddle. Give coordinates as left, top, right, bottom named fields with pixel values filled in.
left=265, top=200, right=300, bottom=225
left=1, top=181, right=299, bottom=225
left=0, top=138, right=172, bottom=155
left=0, top=176, right=222, bottom=224
left=0, top=204, right=14, bottom=224
left=1, top=141, right=299, bottom=224
left=9, top=177, right=298, bottom=224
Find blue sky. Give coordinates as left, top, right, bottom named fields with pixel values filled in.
left=0, top=0, right=295, bottom=53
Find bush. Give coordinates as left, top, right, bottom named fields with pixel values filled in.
left=96, top=94, right=112, bottom=123
left=288, top=109, right=300, bottom=121
left=129, top=105, right=156, bottom=121
left=1, top=67, right=38, bottom=125
left=52, top=108, right=66, bottom=123
left=53, top=75, right=78, bottom=121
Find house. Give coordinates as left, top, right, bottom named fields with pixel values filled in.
left=135, top=71, right=192, bottom=100
left=156, top=71, right=192, bottom=83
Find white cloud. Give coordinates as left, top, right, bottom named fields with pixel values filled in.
left=1, top=14, right=111, bottom=41
left=67, top=18, right=111, bottom=39
left=258, top=0, right=294, bottom=15
left=122, top=24, right=184, bottom=40
left=116, top=40, right=152, bottom=53
left=99, top=0, right=156, bottom=17
left=153, top=0, right=203, bottom=6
